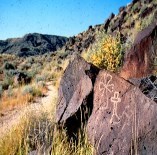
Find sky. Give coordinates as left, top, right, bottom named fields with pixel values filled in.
left=0, top=0, right=131, bottom=40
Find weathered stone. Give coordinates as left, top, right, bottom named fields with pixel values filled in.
left=111, top=19, right=120, bottom=32
left=143, top=0, right=153, bottom=4
left=139, top=75, right=157, bottom=102
left=56, top=55, right=99, bottom=138
left=68, top=37, right=75, bottom=45
left=104, top=19, right=110, bottom=31
left=129, top=75, right=157, bottom=103
left=121, top=11, right=127, bottom=19
left=132, top=0, right=139, bottom=4
left=109, top=13, right=115, bottom=21
left=119, top=6, right=125, bottom=13
left=89, top=25, right=93, bottom=30
left=120, top=22, right=157, bottom=79
left=87, top=70, right=157, bottom=155
left=140, top=6, right=153, bottom=18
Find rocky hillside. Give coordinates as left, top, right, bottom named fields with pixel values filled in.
left=55, top=1, right=157, bottom=154
left=0, top=33, right=68, bottom=57
left=63, top=0, right=157, bottom=54
left=56, top=21, right=157, bottom=153
left=1, top=0, right=156, bottom=58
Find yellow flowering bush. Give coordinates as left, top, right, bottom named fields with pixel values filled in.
left=89, top=34, right=123, bottom=72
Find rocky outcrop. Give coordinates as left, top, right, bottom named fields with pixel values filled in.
left=0, top=33, right=68, bottom=57
left=87, top=70, right=157, bottom=155
left=120, top=22, right=157, bottom=79
left=129, top=75, right=157, bottom=103
left=55, top=55, right=99, bottom=138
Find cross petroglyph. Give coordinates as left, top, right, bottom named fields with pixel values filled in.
left=99, top=73, right=133, bottom=126
left=99, top=74, right=114, bottom=109
left=99, top=74, right=114, bottom=94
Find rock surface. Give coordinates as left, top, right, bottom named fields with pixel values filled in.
left=87, top=70, right=157, bottom=155
left=55, top=55, right=99, bottom=138
left=120, top=22, right=157, bottom=79
left=129, top=75, right=157, bottom=103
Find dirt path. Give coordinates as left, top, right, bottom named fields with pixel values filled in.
left=0, top=82, right=57, bottom=139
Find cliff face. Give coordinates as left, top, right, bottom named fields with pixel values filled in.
left=0, top=33, right=68, bottom=57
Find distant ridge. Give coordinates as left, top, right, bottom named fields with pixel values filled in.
left=0, top=33, right=68, bottom=57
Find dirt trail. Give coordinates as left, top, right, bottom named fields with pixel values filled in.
left=0, top=82, right=57, bottom=139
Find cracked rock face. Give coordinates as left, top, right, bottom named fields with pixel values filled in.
left=55, top=55, right=99, bottom=138
left=120, top=22, right=157, bottom=79
left=87, top=70, right=157, bottom=155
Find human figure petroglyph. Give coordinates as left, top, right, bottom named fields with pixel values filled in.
left=98, top=73, right=133, bottom=126
left=110, top=92, right=121, bottom=124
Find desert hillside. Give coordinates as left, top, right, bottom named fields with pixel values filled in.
left=0, top=0, right=157, bottom=155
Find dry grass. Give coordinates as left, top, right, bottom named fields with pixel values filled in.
left=0, top=83, right=47, bottom=113
left=52, top=127, right=94, bottom=155
left=0, top=93, right=32, bottom=112
left=0, top=90, right=94, bottom=155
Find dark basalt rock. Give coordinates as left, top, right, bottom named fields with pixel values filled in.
left=120, top=22, right=157, bottom=79
left=87, top=70, right=157, bottom=155
left=132, top=0, right=139, bottom=4
left=140, top=6, right=153, bottom=18
left=55, top=55, right=99, bottom=139
left=119, top=6, right=125, bottom=13
left=109, top=13, right=115, bottom=21
left=68, top=37, right=75, bottom=45
left=104, top=13, right=115, bottom=31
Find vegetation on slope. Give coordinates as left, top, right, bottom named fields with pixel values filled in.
left=0, top=0, right=157, bottom=154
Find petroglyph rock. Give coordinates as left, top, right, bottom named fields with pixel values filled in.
left=87, top=70, right=157, bottom=155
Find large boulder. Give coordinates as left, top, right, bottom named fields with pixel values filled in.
left=55, top=55, right=99, bottom=138
left=120, top=22, right=157, bottom=79
left=87, top=70, right=157, bottom=155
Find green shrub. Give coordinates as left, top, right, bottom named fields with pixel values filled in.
left=6, top=85, right=14, bottom=97
left=132, top=3, right=139, bottom=12
left=1, top=77, right=14, bottom=90
left=3, top=62, right=16, bottom=70
left=35, top=75, right=47, bottom=83
left=22, top=85, right=42, bottom=97
left=0, top=85, right=3, bottom=97
left=140, top=13, right=155, bottom=30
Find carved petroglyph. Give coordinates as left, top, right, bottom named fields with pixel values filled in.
left=99, top=73, right=114, bottom=109
left=110, top=92, right=121, bottom=124
left=99, top=74, right=114, bottom=93
left=99, top=73, right=133, bottom=126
